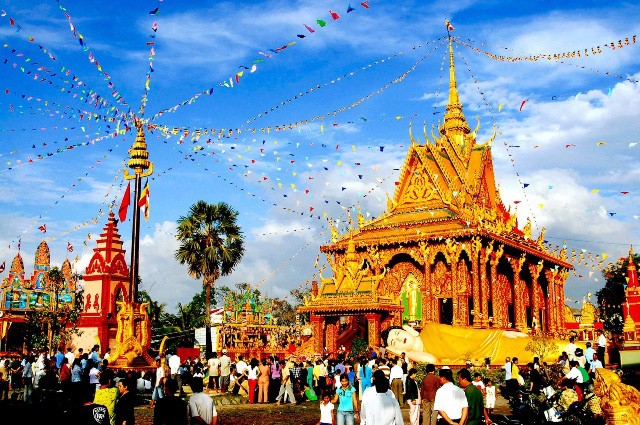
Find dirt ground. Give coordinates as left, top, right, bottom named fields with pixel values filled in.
left=135, top=395, right=512, bottom=425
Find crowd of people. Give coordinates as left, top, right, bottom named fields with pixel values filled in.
left=0, top=329, right=612, bottom=425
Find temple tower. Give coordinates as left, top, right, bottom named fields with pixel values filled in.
left=74, top=211, right=130, bottom=351
left=299, top=36, right=572, bottom=355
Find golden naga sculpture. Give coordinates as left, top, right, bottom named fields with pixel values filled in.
left=109, top=301, right=155, bottom=367
left=594, top=368, right=640, bottom=425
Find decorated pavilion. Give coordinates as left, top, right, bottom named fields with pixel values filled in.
left=0, top=241, right=77, bottom=352
left=299, top=37, right=573, bottom=355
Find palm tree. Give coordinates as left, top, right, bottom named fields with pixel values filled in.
left=175, top=201, right=244, bottom=358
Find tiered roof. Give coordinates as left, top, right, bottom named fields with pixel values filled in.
left=323, top=38, right=571, bottom=269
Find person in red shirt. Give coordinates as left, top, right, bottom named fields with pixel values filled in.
left=421, top=363, right=440, bottom=425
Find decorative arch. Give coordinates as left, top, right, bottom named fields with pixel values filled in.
left=86, top=254, right=106, bottom=275
left=109, top=253, right=129, bottom=277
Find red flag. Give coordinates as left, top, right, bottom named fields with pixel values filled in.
left=67, top=242, right=73, bottom=252
left=9, top=18, right=14, bottom=26
left=330, top=10, right=340, bottom=20
left=446, top=20, right=454, bottom=31
left=519, top=99, right=528, bottom=111
left=304, top=23, right=315, bottom=33
left=39, top=224, right=46, bottom=233
left=0, top=261, right=5, bottom=273
left=361, top=2, right=370, bottom=8
left=118, top=182, right=131, bottom=222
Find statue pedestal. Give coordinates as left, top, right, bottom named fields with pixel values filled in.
left=109, top=301, right=155, bottom=371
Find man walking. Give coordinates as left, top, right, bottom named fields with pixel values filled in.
left=207, top=352, right=220, bottom=392
left=457, top=368, right=491, bottom=425
left=421, top=363, right=440, bottom=425
left=168, top=352, right=182, bottom=396
left=219, top=350, right=231, bottom=394
left=433, top=368, right=467, bottom=425
left=596, top=329, right=607, bottom=365
left=189, top=378, right=218, bottom=425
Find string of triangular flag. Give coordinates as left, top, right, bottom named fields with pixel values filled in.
left=1, top=40, right=129, bottom=119
left=457, top=37, right=640, bottom=85
left=148, top=2, right=372, bottom=121
left=149, top=40, right=447, bottom=140
left=55, top=1, right=134, bottom=115
left=139, top=0, right=164, bottom=116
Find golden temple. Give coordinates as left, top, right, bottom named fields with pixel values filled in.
left=299, top=37, right=573, bottom=356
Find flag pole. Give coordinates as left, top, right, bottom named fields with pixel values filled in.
left=124, top=119, right=153, bottom=303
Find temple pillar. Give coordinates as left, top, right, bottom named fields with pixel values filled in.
left=422, top=261, right=434, bottom=324
left=512, top=255, right=527, bottom=331
left=310, top=314, right=325, bottom=354
left=472, top=242, right=481, bottom=328
left=326, top=318, right=338, bottom=355
left=479, top=246, right=491, bottom=328
left=489, top=245, right=504, bottom=327
left=528, top=262, right=543, bottom=333
left=557, top=269, right=568, bottom=333
left=365, top=313, right=381, bottom=348
left=545, top=269, right=558, bottom=334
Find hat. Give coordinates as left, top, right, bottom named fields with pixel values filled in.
left=441, top=366, right=450, bottom=370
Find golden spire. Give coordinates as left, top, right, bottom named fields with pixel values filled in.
left=441, top=35, right=470, bottom=139
left=125, top=120, right=154, bottom=179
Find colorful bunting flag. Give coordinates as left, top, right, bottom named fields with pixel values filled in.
left=330, top=10, right=340, bottom=20
left=39, top=224, right=46, bottom=233
left=138, top=180, right=150, bottom=221
left=119, top=182, right=131, bottom=222
left=0, top=261, right=4, bottom=273
left=67, top=241, right=73, bottom=252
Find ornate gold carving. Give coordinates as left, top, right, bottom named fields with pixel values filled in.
left=594, top=368, right=640, bottom=425
left=522, top=218, right=532, bottom=239
left=330, top=220, right=339, bottom=243
left=110, top=301, right=154, bottom=367
left=491, top=244, right=504, bottom=267
left=537, top=227, right=546, bottom=249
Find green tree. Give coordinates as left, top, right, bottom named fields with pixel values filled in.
left=25, top=269, right=83, bottom=352
left=175, top=201, right=244, bottom=358
left=596, top=252, right=638, bottom=335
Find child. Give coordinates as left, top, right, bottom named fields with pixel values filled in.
left=318, top=392, right=335, bottom=425
left=485, top=379, right=496, bottom=415
left=472, top=373, right=486, bottom=395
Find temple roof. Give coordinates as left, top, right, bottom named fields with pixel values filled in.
left=323, top=37, right=570, bottom=269
left=10, top=253, right=24, bottom=276
left=34, top=240, right=51, bottom=269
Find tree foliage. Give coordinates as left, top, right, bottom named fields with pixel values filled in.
left=525, top=333, right=559, bottom=361
left=175, top=201, right=245, bottom=358
left=24, top=267, right=83, bottom=352
left=596, top=252, right=638, bottom=335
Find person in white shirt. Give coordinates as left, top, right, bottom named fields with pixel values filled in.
left=151, top=358, right=165, bottom=407
left=207, top=353, right=220, bottom=392
left=596, top=329, right=607, bottom=364
left=235, top=355, right=248, bottom=377
left=564, top=361, right=583, bottom=384
left=433, top=368, right=468, bottom=425
left=503, top=357, right=512, bottom=381
left=189, top=377, right=218, bottom=425
left=389, top=359, right=404, bottom=403
left=361, top=369, right=402, bottom=425
left=589, top=354, right=603, bottom=375
left=219, top=350, right=231, bottom=393
left=564, top=336, right=578, bottom=362
left=65, top=348, right=75, bottom=366
left=585, top=342, right=596, bottom=370
left=168, top=353, right=183, bottom=395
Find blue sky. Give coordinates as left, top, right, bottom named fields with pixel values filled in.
left=0, top=0, right=639, bottom=312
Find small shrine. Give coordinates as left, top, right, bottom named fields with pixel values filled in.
left=73, top=211, right=133, bottom=354
left=0, top=241, right=77, bottom=351
left=299, top=37, right=573, bottom=355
